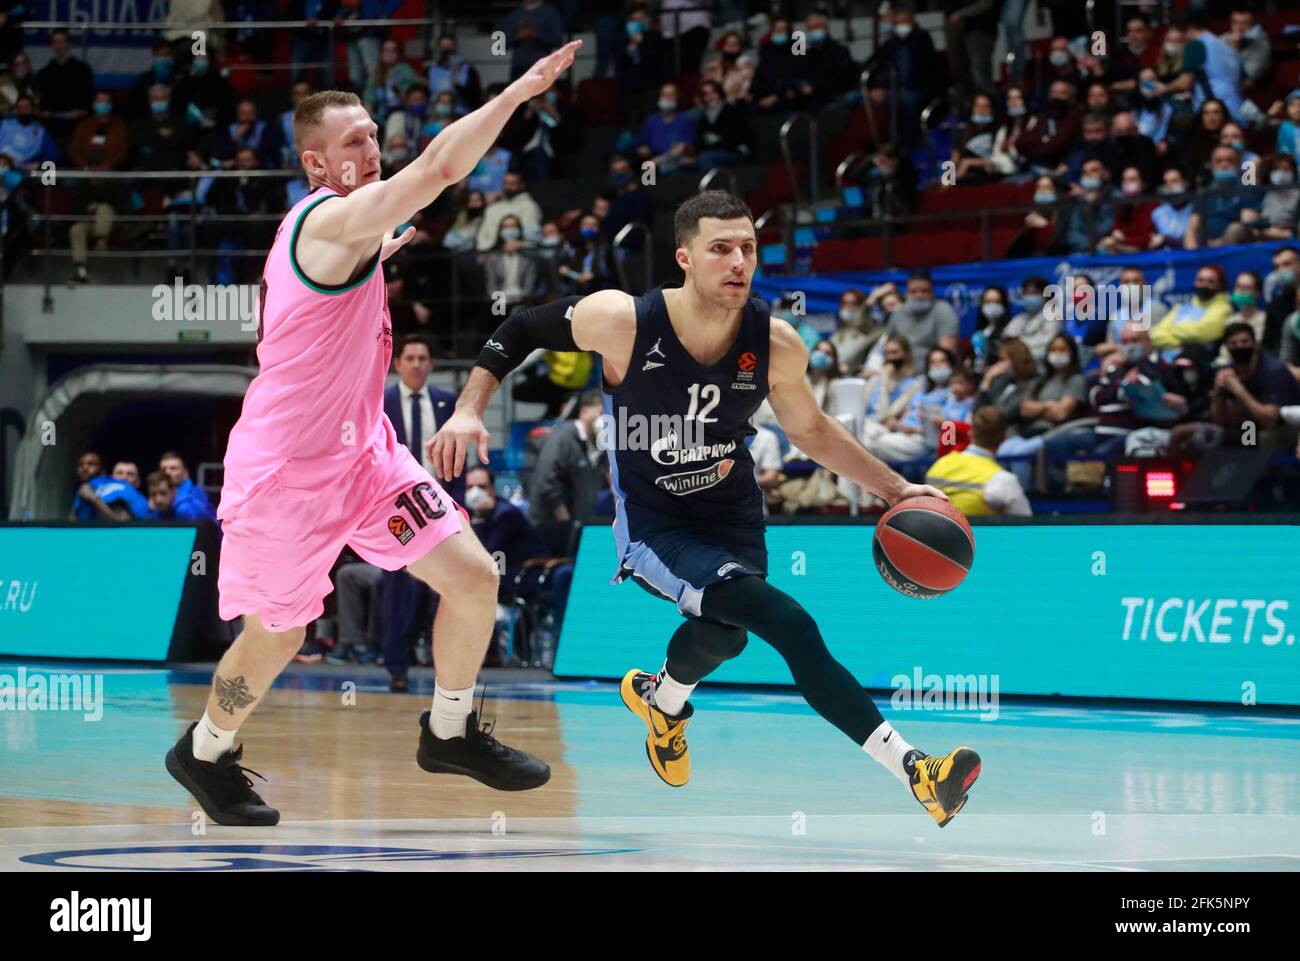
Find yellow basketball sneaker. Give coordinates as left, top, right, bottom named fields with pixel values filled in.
left=620, top=669, right=693, bottom=787
left=907, top=747, right=981, bottom=827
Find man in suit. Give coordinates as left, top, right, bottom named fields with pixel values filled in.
left=379, top=334, right=466, bottom=691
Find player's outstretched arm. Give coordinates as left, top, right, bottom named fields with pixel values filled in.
left=313, top=40, right=580, bottom=244
left=430, top=288, right=636, bottom=479
left=766, top=318, right=946, bottom=505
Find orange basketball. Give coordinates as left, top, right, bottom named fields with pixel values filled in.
left=872, top=496, right=975, bottom=598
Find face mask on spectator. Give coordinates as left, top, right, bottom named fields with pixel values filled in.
left=1229, top=345, right=1255, bottom=365
left=1049, top=50, right=1071, bottom=68
left=434, top=102, right=452, bottom=117
left=982, top=302, right=1006, bottom=321
left=1271, top=267, right=1297, bottom=288
left=1080, top=175, right=1102, bottom=191
left=151, top=99, right=169, bottom=115
left=501, top=226, right=521, bottom=241
left=94, top=101, right=111, bottom=117
left=1022, top=293, right=1044, bottom=312
left=1124, top=343, right=1145, bottom=361
left=1231, top=290, right=1256, bottom=309
left=839, top=305, right=862, bottom=324
left=658, top=98, right=677, bottom=113
left=1212, top=168, right=1238, bottom=184
left=704, top=101, right=724, bottom=121
left=971, top=112, right=993, bottom=125
left=465, top=485, right=492, bottom=512
left=1006, top=104, right=1025, bottom=118
left=540, top=235, right=562, bottom=248
left=928, top=365, right=951, bottom=383
left=1194, top=285, right=1216, bottom=301
left=1121, top=180, right=1142, bottom=196
left=1139, top=79, right=1158, bottom=97
left=894, top=23, right=913, bottom=39
left=154, top=57, right=172, bottom=77
left=580, top=225, right=599, bottom=239
left=1163, top=42, right=1182, bottom=57
left=1047, top=351, right=1071, bottom=368
left=906, top=296, right=931, bottom=314
left=1033, top=190, right=1057, bottom=205
left=407, top=101, right=427, bottom=117
left=626, top=20, right=645, bottom=36
left=610, top=170, right=630, bottom=187
left=1271, top=169, right=1295, bottom=186
left=1, top=167, right=19, bottom=192
left=808, top=29, right=826, bottom=43
left=808, top=351, right=832, bottom=371
left=192, top=57, right=208, bottom=74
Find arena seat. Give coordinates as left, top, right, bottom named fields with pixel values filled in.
left=576, top=78, right=624, bottom=126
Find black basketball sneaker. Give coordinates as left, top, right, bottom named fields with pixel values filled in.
left=416, top=710, right=551, bottom=791
left=165, top=722, right=280, bottom=826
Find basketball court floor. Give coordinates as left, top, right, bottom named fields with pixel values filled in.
left=2, top=661, right=1297, bottom=871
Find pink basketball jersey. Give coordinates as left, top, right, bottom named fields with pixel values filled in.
left=220, top=187, right=391, bottom=515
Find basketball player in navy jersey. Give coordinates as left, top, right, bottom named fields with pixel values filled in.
left=432, top=192, right=981, bottom=827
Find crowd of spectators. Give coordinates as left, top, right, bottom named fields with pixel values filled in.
left=70, top=449, right=218, bottom=522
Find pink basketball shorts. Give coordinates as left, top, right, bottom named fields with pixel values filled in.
left=218, top=439, right=467, bottom=631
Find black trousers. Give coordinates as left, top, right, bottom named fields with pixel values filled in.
left=664, top=575, right=886, bottom=745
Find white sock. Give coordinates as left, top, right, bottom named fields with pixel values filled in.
left=651, top=666, right=695, bottom=717
left=862, top=721, right=917, bottom=789
left=429, top=682, right=475, bottom=740
left=192, top=710, right=237, bottom=763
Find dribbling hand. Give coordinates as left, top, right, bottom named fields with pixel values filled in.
left=429, top=409, right=491, bottom=479
left=890, top=483, right=949, bottom=506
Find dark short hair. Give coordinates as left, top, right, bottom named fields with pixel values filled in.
left=972, top=405, right=1008, bottom=448
left=159, top=450, right=185, bottom=465
left=146, top=470, right=173, bottom=490
left=1224, top=322, right=1257, bottom=342
left=397, top=334, right=433, bottom=357
left=579, top=389, right=604, bottom=409
left=465, top=464, right=496, bottom=485
left=1023, top=275, right=1050, bottom=293
left=907, top=270, right=933, bottom=286
left=674, top=190, right=753, bottom=247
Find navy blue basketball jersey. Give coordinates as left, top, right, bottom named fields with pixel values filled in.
left=603, top=285, right=771, bottom=556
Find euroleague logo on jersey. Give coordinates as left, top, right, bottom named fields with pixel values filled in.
left=388, top=515, right=414, bottom=545
left=733, top=352, right=758, bottom=390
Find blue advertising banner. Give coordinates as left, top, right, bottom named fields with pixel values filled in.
left=27, top=1, right=170, bottom=88
left=752, top=241, right=1289, bottom=338
left=0, top=526, right=195, bottom=660
left=554, top=522, right=1300, bottom=706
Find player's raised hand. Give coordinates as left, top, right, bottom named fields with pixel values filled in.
left=381, top=226, right=416, bottom=262
left=429, top=408, right=491, bottom=479
left=507, top=40, right=581, bottom=105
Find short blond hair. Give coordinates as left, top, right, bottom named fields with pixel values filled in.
left=293, top=90, right=363, bottom=154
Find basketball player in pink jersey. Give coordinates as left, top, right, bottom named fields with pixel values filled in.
left=165, top=40, right=582, bottom=826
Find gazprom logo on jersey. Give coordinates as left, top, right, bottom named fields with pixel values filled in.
left=151, top=278, right=259, bottom=330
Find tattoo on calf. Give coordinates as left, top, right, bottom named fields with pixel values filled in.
left=213, top=673, right=258, bottom=715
